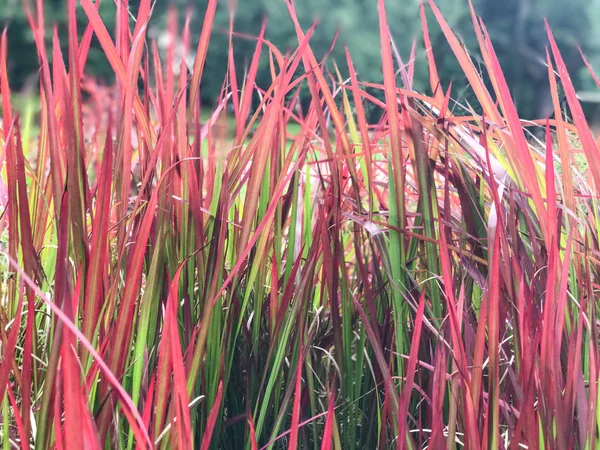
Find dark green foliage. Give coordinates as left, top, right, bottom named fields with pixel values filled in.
left=3, top=0, right=596, bottom=119
left=1, top=0, right=120, bottom=84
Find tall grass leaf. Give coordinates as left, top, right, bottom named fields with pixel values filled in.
left=438, top=217, right=480, bottom=450
left=24, top=8, right=66, bottom=205
left=285, top=1, right=355, bottom=174
left=486, top=229, right=501, bottom=449
left=352, top=298, right=399, bottom=415
left=34, top=190, right=70, bottom=449
left=83, top=117, right=113, bottom=350
left=189, top=0, right=218, bottom=111
left=546, top=22, right=600, bottom=190
left=200, top=381, right=223, bottom=450
left=61, top=274, right=102, bottom=450
left=345, top=48, right=374, bottom=216
left=6, top=385, right=26, bottom=450
left=478, top=23, right=548, bottom=243
left=203, top=132, right=309, bottom=315
left=116, top=23, right=149, bottom=227
left=398, top=291, right=425, bottom=450
left=77, top=0, right=101, bottom=70
left=78, top=0, right=155, bottom=144
left=546, top=50, right=575, bottom=217
left=12, top=124, right=38, bottom=442
left=228, top=10, right=240, bottom=129
left=166, top=265, right=193, bottom=448
left=427, top=0, right=500, bottom=124
left=236, top=24, right=315, bottom=257
left=2, top=257, right=153, bottom=447
left=419, top=2, right=443, bottom=104
left=248, top=416, right=259, bottom=450
left=0, top=286, right=23, bottom=408
left=579, top=48, right=600, bottom=89
left=237, top=21, right=266, bottom=142
left=378, top=0, right=409, bottom=382
left=67, top=0, right=90, bottom=269
left=52, top=380, right=65, bottom=450
left=320, top=393, right=335, bottom=450
left=142, top=372, right=156, bottom=431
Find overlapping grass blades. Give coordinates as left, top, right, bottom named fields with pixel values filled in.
left=0, top=0, right=599, bottom=448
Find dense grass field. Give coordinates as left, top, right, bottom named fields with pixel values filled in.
left=1, top=0, right=600, bottom=448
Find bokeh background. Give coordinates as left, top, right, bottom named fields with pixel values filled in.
left=2, top=0, right=600, bottom=122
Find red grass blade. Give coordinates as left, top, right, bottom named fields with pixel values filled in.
left=345, top=48, right=374, bottom=215
left=83, top=117, right=113, bottom=348
left=398, top=291, right=425, bottom=450
left=486, top=226, right=501, bottom=449
left=61, top=273, right=102, bottom=450
left=189, top=0, right=218, bottom=111
left=546, top=50, right=576, bottom=215
left=78, top=0, right=155, bottom=144
left=320, top=393, right=335, bottom=450
left=438, top=217, right=480, bottom=450
left=163, top=265, right=193, bottom=448
left=4, top=256, right=153, bottom=448
left=199, top=381, right=223, bottom=450
left=248, top=415, right=259, bottom=450
left=428, top=0, right=500, bottom=123
left=546, top=22, right=600, bottom=190
left=12, top=124, right=38, bottom=442
left=0, top=286, right=23, bottom=406
left=579, top=48, right=600, bottom=89
left=67, top=0, right=90, bottom=267
left=7, top=385, right=27, bottom=450
left=237, top=21, right=266, bottom=141
left=420, top=2, right=444, bottom=104
left=227, top=9, right=240, bottom=129
left=478, top=22, right=548, bottom=243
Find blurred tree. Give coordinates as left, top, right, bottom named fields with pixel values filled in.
left=0, top=0, right=118, bottom=88
left=2, top=0, right=598, bottom=121
left=479, top=0, right=598, bottom=118
left=173, top=0, right=428, bottom=113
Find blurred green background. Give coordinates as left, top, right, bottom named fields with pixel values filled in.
left=1, top=0, right=599, bottom=121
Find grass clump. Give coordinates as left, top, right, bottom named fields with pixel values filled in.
left=0, top=0, right=599, bottom=449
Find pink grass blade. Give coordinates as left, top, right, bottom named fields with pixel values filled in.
left=4, top=255, right=153, bottom=448
left=320, top=393, right=335, bottom=450
left=0, top=286, right=23, bottom=407
left=486, top=228, right=501, bottom=449
left=189, top=0, right=218, bottom=111
left=199, top=381, right=223, bottom=450
left=398, top=291, right=425, bottom=450
left=237, top=21, right=266, bottom=142
left=438, top=217, right=480, bottom=450
left=7, top=385, right=27, bottom=450
left=345, top=48, right=374, bottom=216
left=61, top=274, right=102, bottom=450
left=67, top=0, right=90, bottom=267
left=428, top=0, right=501, bottom=124
left=546, top=50, right=576, bottom=216
left=419, top=2, right=444, bottom=104
left=78, top=0, right=155, bottom=144
left=227, top=8, right=240, bottom=129
left=11, top=124, right=39, bottom=442
left=162, top=265, right=193, bottom=448
left=248, top=415, right=259, bottom=450
left=546, top=22, right=600, bottom=190
left=478, top=22, right=549, bottom=243
left=82, top=118, right=113, bottom=351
